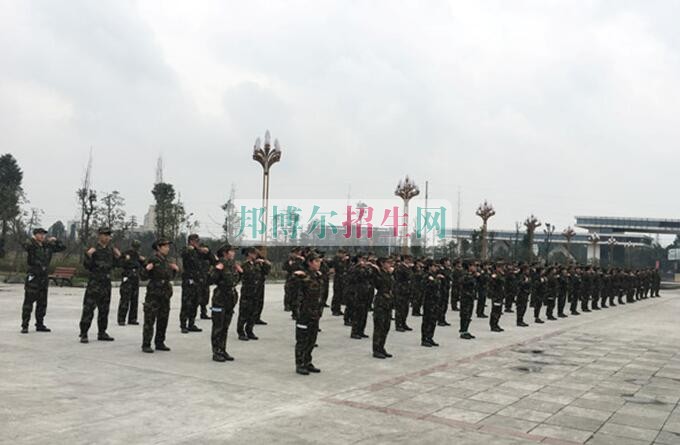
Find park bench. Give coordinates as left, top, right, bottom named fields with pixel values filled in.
left=49, top=267, right=77, bottom=287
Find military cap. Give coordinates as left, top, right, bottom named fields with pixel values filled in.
left=187, top=233, right=200, bottom=242
left=33, top=227, right=47, bottom=235
left=98, top=227, right=113, bottom=235
left=305, top=251, right=321, bottom=262
left=216, top=243, right=236, bottom=257
left=152, top=238, right=172, bottom=250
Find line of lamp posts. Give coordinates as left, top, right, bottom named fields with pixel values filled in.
left=250, top=131, right=634, bottom=265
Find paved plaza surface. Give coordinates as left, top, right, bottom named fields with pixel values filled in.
left=1, top=282, right=680, bottom=445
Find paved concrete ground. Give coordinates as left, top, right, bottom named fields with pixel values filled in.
left=1, top=283, right=679, bottom=445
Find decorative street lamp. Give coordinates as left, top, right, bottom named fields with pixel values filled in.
left=524, top=215, right=542, bottom=262
left=476, top=200, right=495, bottom=260
left=625, top=241, right=633, bottom=268
left=394, top=176, right=420, bottom=254
left=543, top=222, right=555, bottom=262
left=252, top=130, right=282, bottom=252
left=562, top=226, right=576, bottom=261
left=587, top=233, right=601, bottom=266
left=607, top=237, right=617, bottom=267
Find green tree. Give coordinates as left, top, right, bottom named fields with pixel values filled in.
left=152, top=183, right=176, bottom=238
left=0, top=154, right=25, bottom=255
left=48, top=220, right=66, bottom=240
left=77, top=187, right=98, bottom=245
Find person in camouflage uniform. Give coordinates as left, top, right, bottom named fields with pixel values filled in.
left=237, top=247, right=261, bottom=341
left=290, top=252, right=324, bottom=375
left=179, top=234, right=213, bottom=333
left=117, top=240, right=145, bottom=326
left=544, top=267, right=558, bottom=321
left=421, top=259, right=443, bottom=346
left=198, top=243, right=216, bottom=320
left=451, top=260, right=463, bottom=313
left=503, top=264, right=517, bottom=313
left=437, top=258, right=452, bottom=327
left=488, top=263, right=506, bottom=332
left=371, top=257, right=395, bottom=359
left=349, top=254, right=373, bottom=339
left=209, top=244, right=241, bottom=362
left=318, top=252, right=331, bottom=315
left=394, top=255, right=414, bottom=332
left=557, top=267, right=570, bottom=318
left=21, top=228, right=66, bottom=333
left=254, top=246, right=272, bottom=325
left=652, top=268, right=661, bottom=297
left=531, top=266, right=545, bottom=324
left=476, top=264, right=490, bottom=318
left=459, top=262, right=477, bottom=339
left=79, top=227, right=122, bottom=343
left=283, top=247, right=305, bottom=314
left=569, top=267, right=582, bottom=315
left=140, top=238, right=178, bottom=353
left=411, top=259, right=425, bottom=316
left=330, top=249, right=349, bottom=316
left=516, top=264, right=531, bottom=326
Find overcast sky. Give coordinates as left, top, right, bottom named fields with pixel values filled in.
left=2, top=0, right=679, bottom=239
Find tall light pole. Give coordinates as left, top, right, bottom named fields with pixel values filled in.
left=588, top=233, right=600, bottom=266
left=524, top=215, right=541, bottom=262
left=252, top=130, right=282, bottom=253
left=394, top=176, right=419, bottom=254
left=476, top=200, right=495, bottom=260
left=543, top=222, right=555, bottom=262
left=562, top=226, right=576, bottom=262
left=625, top=241, right=633, bottom=268
left=607, top=237, right=617, bottom=268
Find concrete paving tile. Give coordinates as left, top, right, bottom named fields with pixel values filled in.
left=455, top=398, right=506, bottom=414
left=585, top=433, right=650, bottom=445
left=479, top=414, right=538, bottom=433
left=497, top=406, right=554, bottom=423
left=545, top=412, right=605, bottom=432
left=433, top=406, right=490, bottom=423
left=598, top=421, right=658, bottom=441
left=530, top=424, right=594, bottom=443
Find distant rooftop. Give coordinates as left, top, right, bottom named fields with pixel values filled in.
left=575, top=216, right=680, bottom=234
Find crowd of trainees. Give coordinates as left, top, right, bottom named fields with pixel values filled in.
left=19, top=227, right=662, bottom=376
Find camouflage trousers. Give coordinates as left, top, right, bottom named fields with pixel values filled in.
left=255, top=284, right=266, bottom=321
left=489, top=294, right=504, bottom=328
left=372, top=304, right=392, bottom=353
left=143, top=295, right=170, bottom=347
left=437, top=285, right=450, bottom=323
left=351, top=302, right=369, bottom=337
left=79, top=280, right=112, bottom=335
left=117, top=278, right=139, bottom=324
left=237, top=296, right=257, bottom=335
left=421, top=295, right=438, bottom=341
left=330, top=279, right=344, bottom=313
left=22, top=284, right=48, bottom=328
left=459, top=292, right=475, bottom=333
left=516, top=291, right=529, bottom=322
left=211, top=305, right=234, bottom=353
left=544, top=294, right=556, bottom=318
left=295, top=318, right=319, bottom=367
left=179, top=279, right=200, bottom=328
left=394, top=289, right=410, bottom=328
